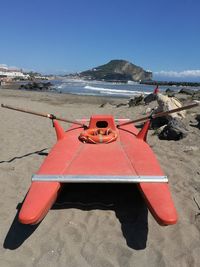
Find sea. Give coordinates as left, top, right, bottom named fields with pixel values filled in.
left=52, top=78, right=179, bottom=98
left=51, top=78, right=200, bottom=98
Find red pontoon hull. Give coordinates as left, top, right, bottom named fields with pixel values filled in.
left=19, top=115, right=178, bottom=225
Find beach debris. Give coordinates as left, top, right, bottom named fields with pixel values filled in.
left=152, top=125, right=166, bottom=136
left=154, top=99, right=188, bottom=140
left=196, top=114, right=200, bottom=126
left=128, top=94, right=144, bottom=107
left=145, top=87, right=193, bottom=140
left=145, top=107, right=152, bottom=114
left=144, top=93, right=156, bottom=104
left=179, top=88, right=195, bottom=96
left=192, top=91, right=200, bottom=100
left=116, top=102, right=128, bottom=108
left=190, top=114, right=200, bottom=129
left=149, top=91, right=184, bottom=130
left=178, top=88, right=200, bottom=101
left=158, top=117, right=188, bottom=140
left=165, top=88, right=176, bottom=97
left=155, top=92, right=186, bottom=120
left=99, top=102, right=107, bottom=108
left=115, top=94, right=144, bottom=108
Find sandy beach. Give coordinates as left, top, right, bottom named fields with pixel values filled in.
left=0, top=88, right=200, bottom=267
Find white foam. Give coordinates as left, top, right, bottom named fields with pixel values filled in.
left=84, top=85, right=150, bottom=95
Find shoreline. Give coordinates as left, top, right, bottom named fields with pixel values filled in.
left=0, top=87, right=128, bottom=106
left=0, top=81, right=132, bottom=100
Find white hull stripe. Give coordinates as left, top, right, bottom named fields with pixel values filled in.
left=32, top=174, right=168, bottom=183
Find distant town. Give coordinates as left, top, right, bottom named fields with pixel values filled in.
left=0, top=65, right=54, bottom=85
left=0, top=66, right=29, bottom=81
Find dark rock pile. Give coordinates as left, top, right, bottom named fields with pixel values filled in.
left=115, top=94, right=145, bottom=108
left=128, top=94, right=144, bottom=107
left=178, top=88, right=200, bottom=100
left=20, top=82, right=53, bottom=91
left=158, top=118, right=189, bottom=140
left=144, top=93, right=156, bottom=104
left=191, top=114, right=200, bottom=129
left=196, top=115, right=200, bottom=129
left=165, top=88, right=176, bottom=97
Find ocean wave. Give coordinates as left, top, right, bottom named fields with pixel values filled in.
left=84, top=85, right=150, bottom=95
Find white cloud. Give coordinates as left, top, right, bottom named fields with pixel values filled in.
left=0, top=64, right=8, bottom=69
left=154, top=70, right=200, bottom=78
left=0, top=64, right=20, bottom=70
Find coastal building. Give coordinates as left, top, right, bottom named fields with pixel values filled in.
left=0, top=67, right=29, bottom=80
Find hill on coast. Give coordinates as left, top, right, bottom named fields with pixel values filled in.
left=79, top=59, right=152, bottom=82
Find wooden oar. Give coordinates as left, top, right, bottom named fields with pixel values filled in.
left=117, top=102, right=199, bottom=127
left=1, top=104, right=87, bottom=128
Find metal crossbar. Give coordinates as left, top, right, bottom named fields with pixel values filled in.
left=32, top=174, right=168, bottom=183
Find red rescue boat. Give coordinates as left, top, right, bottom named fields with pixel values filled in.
left=18, top=114, right=178, bottom=226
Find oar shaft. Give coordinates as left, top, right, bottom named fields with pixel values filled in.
left=118, top=102, right=198, bottom=127
left=1, top=104, right=49, bottom=118
left=1, top=104, right=86, bottom=127
left=153, top=103, right=198, bottom=119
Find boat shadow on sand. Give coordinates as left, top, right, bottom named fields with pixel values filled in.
left=3, top=202, right=40, bottom=250
left=4, top=184, right=148, bottom=250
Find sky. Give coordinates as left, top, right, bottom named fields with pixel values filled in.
left=0, top=0, right=200, bottom=81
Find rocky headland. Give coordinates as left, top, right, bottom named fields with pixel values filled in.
left=78, top=59, right=152, bottom=82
